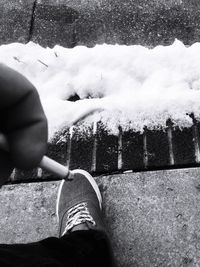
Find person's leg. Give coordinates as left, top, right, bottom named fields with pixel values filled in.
left=0, top=170, right=114, bottom=267
left=0, top=230, right=112, bottom=267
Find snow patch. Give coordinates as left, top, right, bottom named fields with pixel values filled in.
left=0, top=40, right=200, bottom=138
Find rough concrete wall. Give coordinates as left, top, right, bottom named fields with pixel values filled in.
left=1, top=168, right=200, bottom=266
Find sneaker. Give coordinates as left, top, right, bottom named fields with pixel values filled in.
left=56, top=169, right=105, bottom=237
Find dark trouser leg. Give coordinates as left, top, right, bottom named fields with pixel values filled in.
left=0, top=230, right=114, bottom=267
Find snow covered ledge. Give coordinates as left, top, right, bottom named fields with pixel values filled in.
left=0, top=41, right=199, bottom=181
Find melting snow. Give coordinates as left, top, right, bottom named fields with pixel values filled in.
left=0, top=39, right=200, bottom=138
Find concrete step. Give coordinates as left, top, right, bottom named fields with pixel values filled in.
left=1, top=167, right=200, bottom=266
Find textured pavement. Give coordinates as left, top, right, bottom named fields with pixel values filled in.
left=1, top=168, right=200, bottom=266
left=0, top=0, right=34, bottom=44
left=1, top=0, right=200, bottom=47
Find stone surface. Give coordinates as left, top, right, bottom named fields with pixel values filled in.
left=14, top=168, right=38, bottom=181
left=146, top=129, right=170, bottom=168
left=0, top=0, right=34, bottom=44
left=96, top=123, right=118, bottom=173
left=122, top=130, right=144, bottom=171
left=172, top=127, right=196, bottom=166
left=30, top=0, right=200, bottom=47
left=70, top=126, right=94, bottom=172
left=31, top=1, right=78, bottom=47
left=2, top=0, right=200, bottom=47
left=12, top=124, right=200, bottom=182
left=100, top=168, right=200, bottom=266
left=1, top=168, right=200, bottom=266
left=0, top=181, right=58, bottom=244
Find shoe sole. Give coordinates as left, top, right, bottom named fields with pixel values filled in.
left=56, top=169, right=102, bottom=219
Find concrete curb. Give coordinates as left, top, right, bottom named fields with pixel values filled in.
left=1, top=168, right=200, bottom=266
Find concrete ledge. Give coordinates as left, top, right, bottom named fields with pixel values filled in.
left=1, top=168, right=200, bottom=266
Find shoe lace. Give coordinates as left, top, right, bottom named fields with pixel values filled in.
left=62, top=202, right=96, bottom=235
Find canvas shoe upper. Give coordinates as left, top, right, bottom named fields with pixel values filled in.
left=56, top=169, right=105, bottom=237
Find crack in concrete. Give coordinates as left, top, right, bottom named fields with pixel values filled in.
left=28, top=0, right=37, bottom=42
